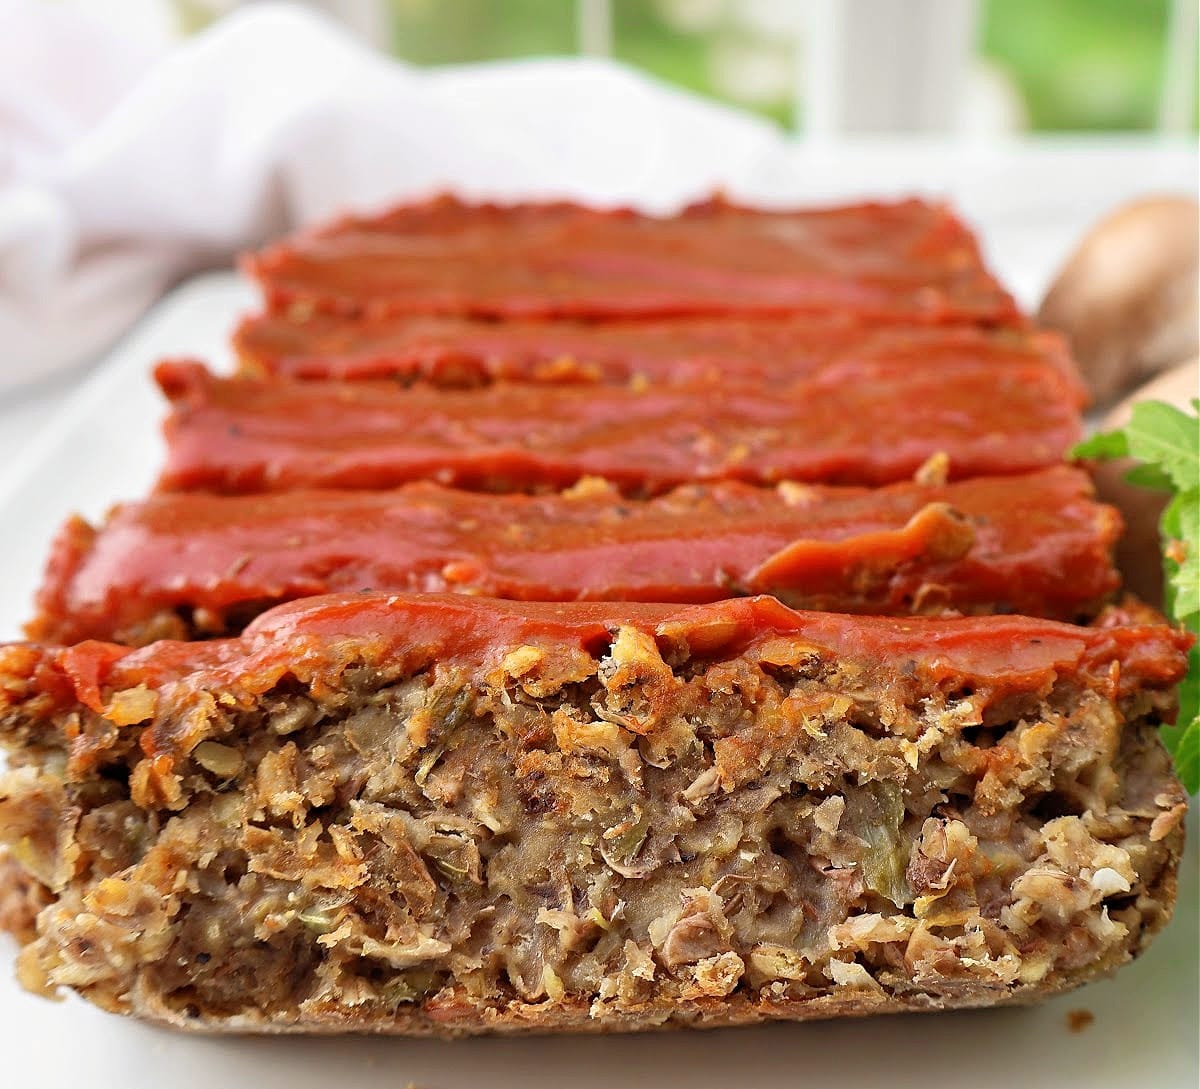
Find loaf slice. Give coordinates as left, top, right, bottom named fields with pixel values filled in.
left=0, top=593, right=1188, bottom=1034
left=244, top=195, right=1019, bottom=324
left=155, top=359, right=1081, bottom=495
left=233, top=314, right=1083, bottom=402
left=30, top=468, right=1119, bottom=645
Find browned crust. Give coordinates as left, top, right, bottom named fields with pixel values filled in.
left=119, top=985, right=1086, bottom=1036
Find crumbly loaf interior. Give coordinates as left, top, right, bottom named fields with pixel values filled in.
left=0, top=848, right=48, bottom=946
left=0, top=627, right=1185, bottom=1034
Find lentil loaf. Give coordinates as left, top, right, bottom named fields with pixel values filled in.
left=0, top=593, right=1189, bottom=1034
left=234, top=314, right=1084, bottom=402
left=244, top=195, right=1020, bottom=324
left=30, top=467, right=1119, bottom=646
left=155, top=359, right=1081, bottom=495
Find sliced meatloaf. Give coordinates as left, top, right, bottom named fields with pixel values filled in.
left=234, top=314, right=1083, bottom=403
left=30, top=467, right=1119, bottom=646
left=154, top=359, right=1081, bottom=495
left=0, top=593, right=1188, bottom=1034
left=244, top=196, right=1019, bottom=324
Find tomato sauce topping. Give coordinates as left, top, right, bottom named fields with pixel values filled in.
left=245, top=196, right=1019, bottom=324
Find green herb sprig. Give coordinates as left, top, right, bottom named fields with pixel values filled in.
left=1073, top=399, right=1199, bottom=793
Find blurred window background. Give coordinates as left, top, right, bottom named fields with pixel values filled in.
left=118, top=0, right=1200, bottom=134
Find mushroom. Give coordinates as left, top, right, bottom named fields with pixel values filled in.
left=1039, top=196, right=1198, bottom=406
left=1090, top=358, right=1198, bottom=606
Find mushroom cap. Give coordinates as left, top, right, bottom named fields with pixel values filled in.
left=1040, top=196, right=1199, bottom=406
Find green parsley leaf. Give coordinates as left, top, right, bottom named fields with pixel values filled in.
left=1162, top=641, right=1199, bottom=790
left=1124, top=400, right=1200, bottom=494
left=1071, top=429, right=1128, bottom=461
left=1167, top=491, right=1198, bottom=621
left=1176, top=645, right=1199, bottom=741
left=1122, top=463, right=1173, bottom=491
left=1173, top=723, right=1199, bottom=796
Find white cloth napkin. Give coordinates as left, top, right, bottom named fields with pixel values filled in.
left=0, top=1, right=784, bottom=394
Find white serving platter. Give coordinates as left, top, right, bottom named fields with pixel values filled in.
left=0, top=272, right=1196, bottom=1089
